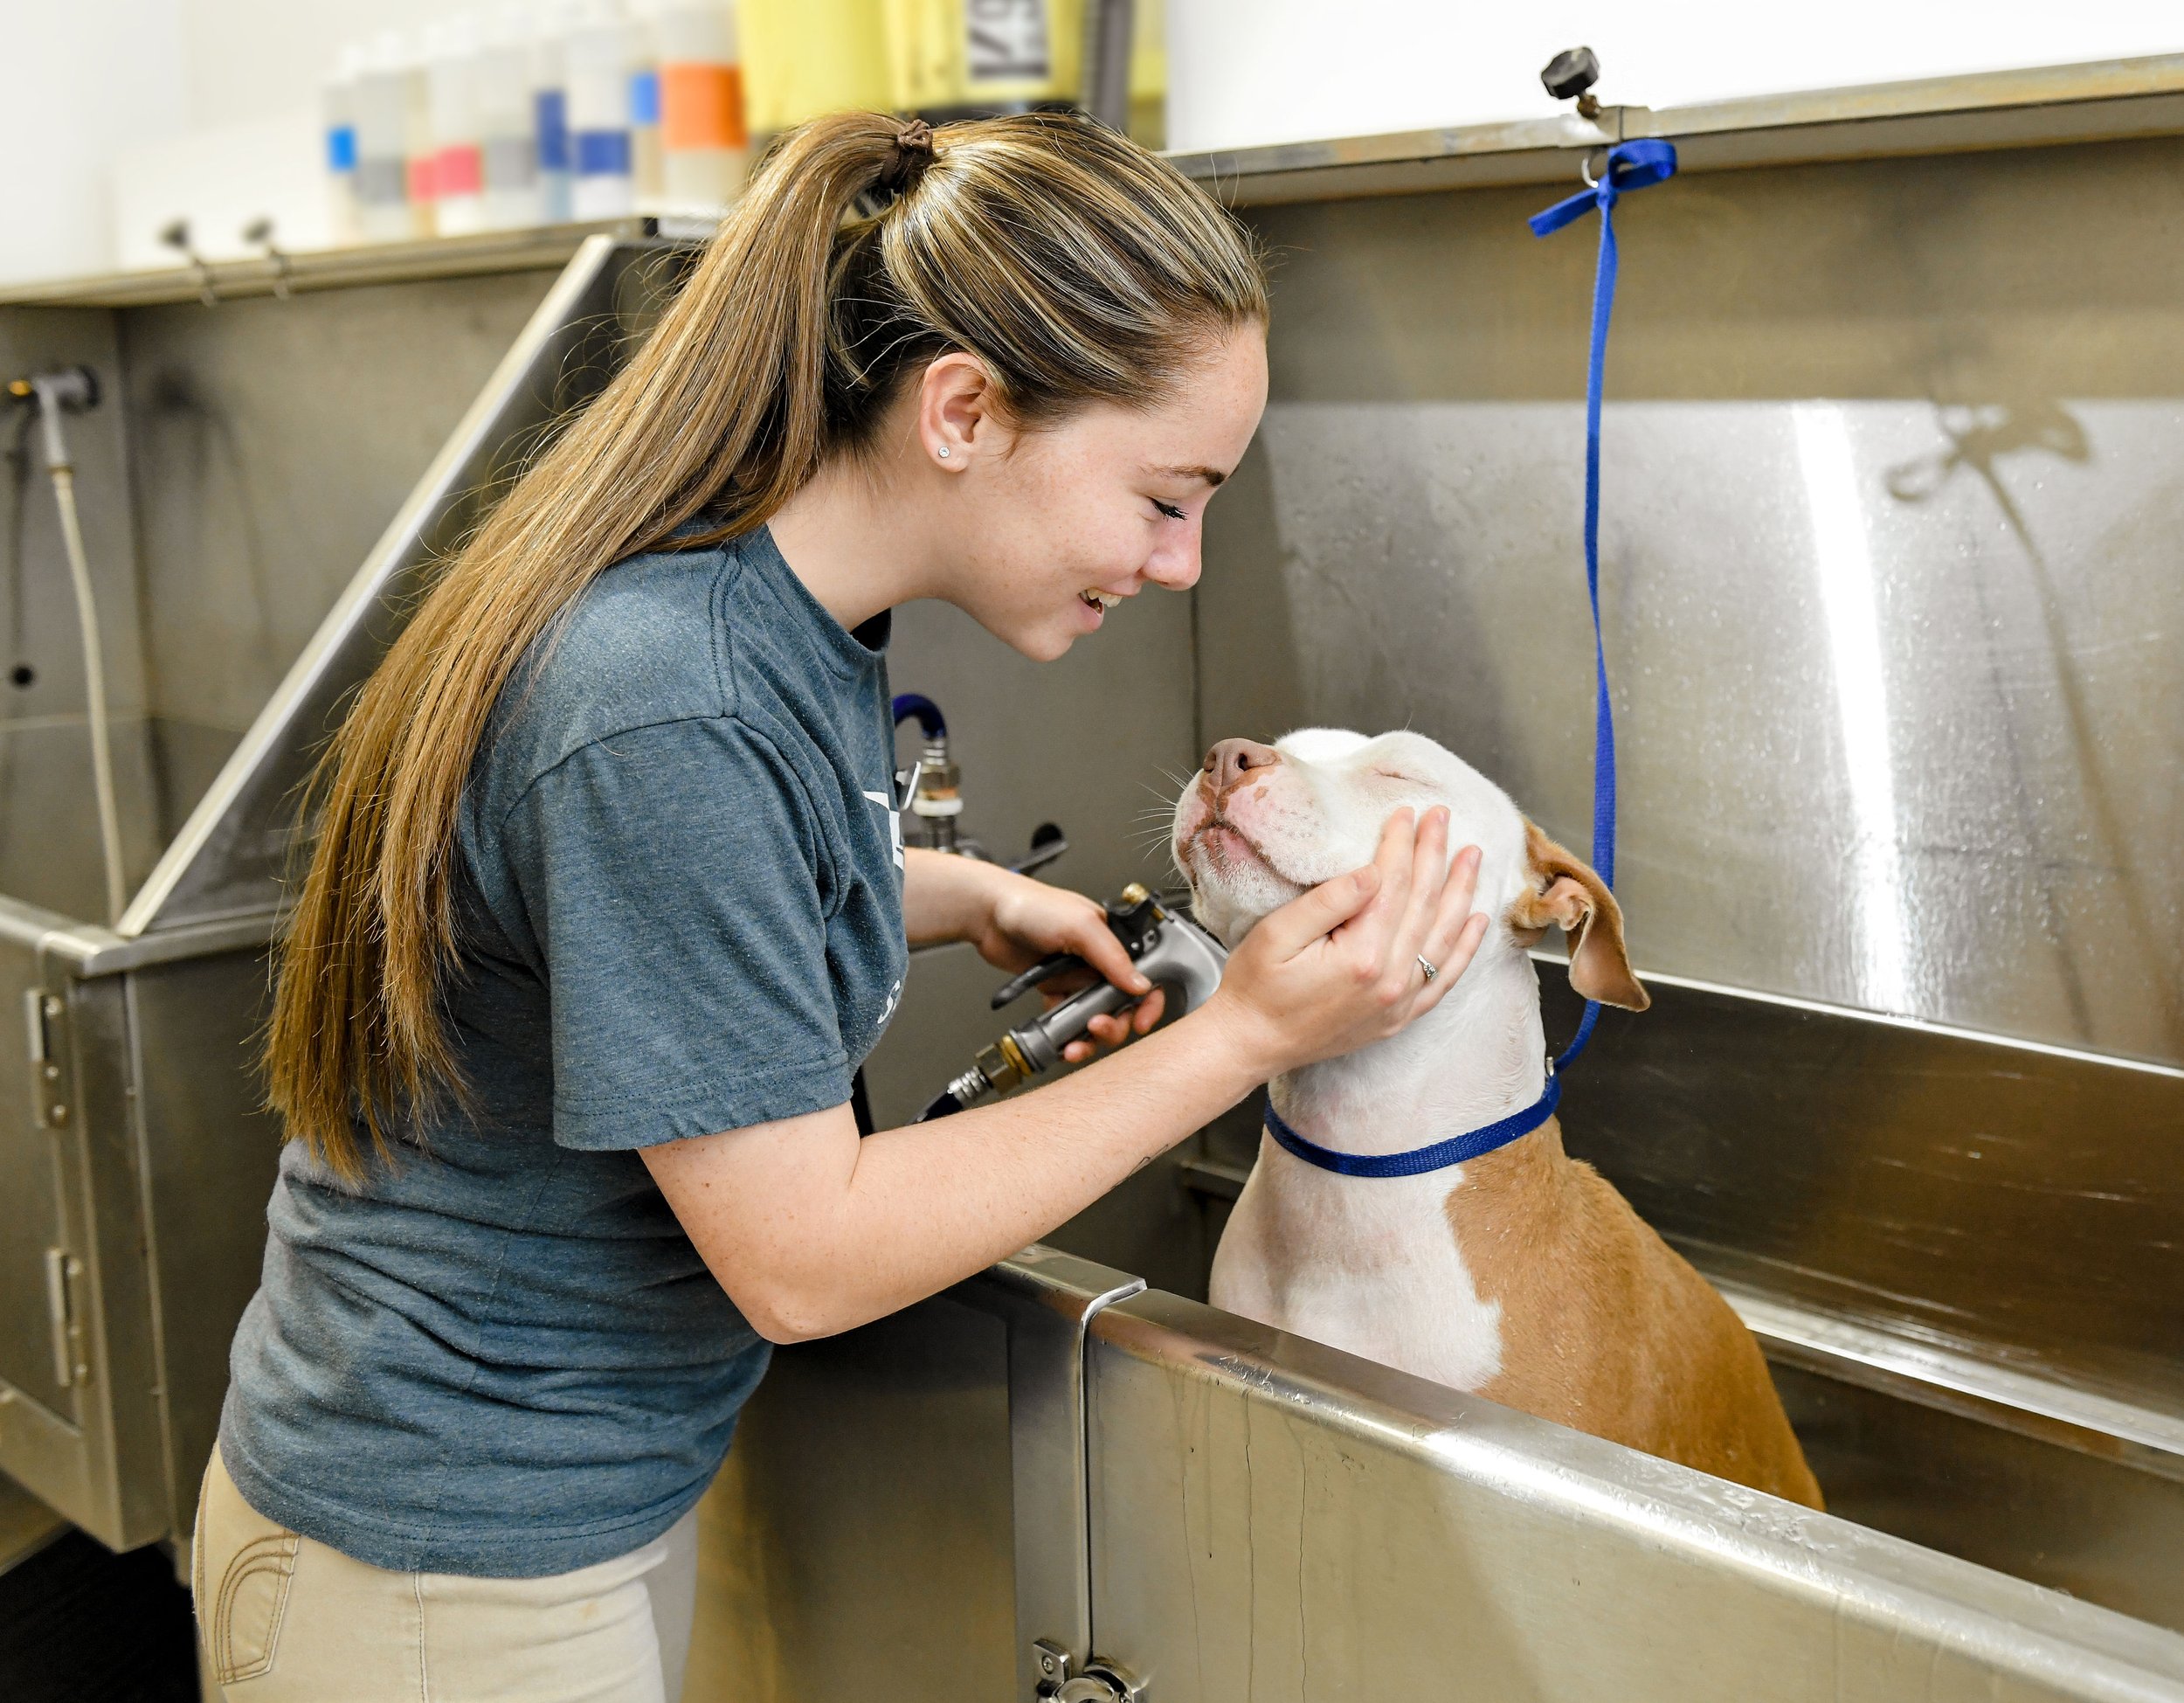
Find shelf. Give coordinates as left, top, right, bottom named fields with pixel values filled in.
left=1168, top=52, right=2184, bottom=205
left=0, top=218, right=658, bottom=310
left=10, top=53, right=2184, bottom=308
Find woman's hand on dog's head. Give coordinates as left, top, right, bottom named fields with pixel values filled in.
left=1199, top=807, right=1489, bottom=1078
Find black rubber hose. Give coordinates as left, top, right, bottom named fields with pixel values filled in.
left=916, top=1089, right=967, bottom=1122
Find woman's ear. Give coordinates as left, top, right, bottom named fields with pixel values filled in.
left=917, top=350, right=1005, bottom=467
left=1505, top=820, right=1649, bottom=1011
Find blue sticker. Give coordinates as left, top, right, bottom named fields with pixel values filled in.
left=575, top=128, right=632, bottom=177
left=535, top=89, right=570, bottom=171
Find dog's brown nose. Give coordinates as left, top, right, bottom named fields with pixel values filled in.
left=1204, top=737, right=1281, bottom=791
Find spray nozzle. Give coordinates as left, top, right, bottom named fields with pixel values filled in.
left=917, top=885, right=1228, bottom=1119
left=6, top=367, right=100, bottom=474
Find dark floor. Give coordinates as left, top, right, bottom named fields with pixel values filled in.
left=0, top=1527, right=199, bottom=1702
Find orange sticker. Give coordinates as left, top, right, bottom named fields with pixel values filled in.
left=661, top=63, right=747, bottom=151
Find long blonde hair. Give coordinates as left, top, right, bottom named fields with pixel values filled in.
left=267, top=110, right=1268, bottom=1177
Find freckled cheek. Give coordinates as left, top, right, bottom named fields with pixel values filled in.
left=1038, top=494, right=1137, bottom=580
left=1172, top=788, right=1213, bottom=842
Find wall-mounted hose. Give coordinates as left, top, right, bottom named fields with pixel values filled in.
left=8, top=368, right=126, bottom=924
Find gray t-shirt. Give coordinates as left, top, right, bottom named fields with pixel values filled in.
left=220, top=526, right=908, bottom=1577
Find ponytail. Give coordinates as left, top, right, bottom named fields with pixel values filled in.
left=267, top=110, right=1267, bottom=1177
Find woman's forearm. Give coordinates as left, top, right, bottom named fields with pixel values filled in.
left=901, top=846, right=999, bottom=945
left=812, top=1006, right=1261, bottom=1331
left=647, top=999, right=1267, bottom=1343
left=649, top=813, right=1483, bottom=1344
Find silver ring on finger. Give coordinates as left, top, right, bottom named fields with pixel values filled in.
left=1416, top=954, right=1438, bottom=983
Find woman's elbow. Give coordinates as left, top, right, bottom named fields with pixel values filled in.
left=735, top=1278, right=847, bottom=1346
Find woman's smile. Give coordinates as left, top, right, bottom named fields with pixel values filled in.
left=1075, top=585, right=1129, bottom=627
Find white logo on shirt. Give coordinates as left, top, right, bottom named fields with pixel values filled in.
left=862, top=789, right=904, bottom=869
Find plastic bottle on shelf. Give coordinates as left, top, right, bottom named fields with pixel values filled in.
left=627, top=0, right=666, bottom=201
left=564, top=0, right=637, bottom=220
left=477, top=3, right=543, bottom=228
left=399, top=32, right=440, bottom=236
left=353, top=31, right=430, bottom=241
left=530, top=0, right=576, bottom=223
left=655, top=0, right=747, bottom=211
left=323, top=44, right=363, bottom=245
left=425, top=16, right=486, bottom=237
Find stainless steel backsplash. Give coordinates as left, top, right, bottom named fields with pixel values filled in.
left=1199, top=136, right=2184, bottom=1069
left=1192, top=136, right=2184, bottom=1403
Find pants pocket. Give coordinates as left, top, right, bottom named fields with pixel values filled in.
left=198, top=1454, right=301, bottom=1686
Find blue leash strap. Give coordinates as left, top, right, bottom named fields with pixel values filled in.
left=1257, top=141, right=1676, bottom=1181
left=1532, top=138, right=1675, bottom=1073
left=1264, top=1075, right=1563, bottom=1180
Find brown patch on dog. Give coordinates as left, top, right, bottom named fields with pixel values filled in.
left=1450, top=1118, right=1823, bottom=1509
left=1507, top=821, right=1649, bottom=1011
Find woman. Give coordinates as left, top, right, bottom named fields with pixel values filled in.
left=193, top=111, right=1487, bottom=1700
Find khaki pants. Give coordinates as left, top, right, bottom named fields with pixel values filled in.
left=191, top=1448, right=698, bottom=1702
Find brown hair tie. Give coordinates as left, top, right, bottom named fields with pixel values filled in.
left=878, top=119, right=937, bottom=198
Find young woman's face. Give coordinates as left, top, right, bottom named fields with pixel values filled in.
left=943, top=323, right=1268, bottom=661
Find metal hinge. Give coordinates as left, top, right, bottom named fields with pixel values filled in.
left=45, top=1247, right=86, bottom=1388
left=1033, top=1641, right=1145, bottom=1702
left=24, top=987, right=72, bottom=1130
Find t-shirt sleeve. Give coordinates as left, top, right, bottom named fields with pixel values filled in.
left=497, top=717, right=853, bottom=1150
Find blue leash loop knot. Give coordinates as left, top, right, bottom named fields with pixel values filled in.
left=1525, top=137, right=1679, bottom=239
left=1264, top=138, right=1677, bottom=1180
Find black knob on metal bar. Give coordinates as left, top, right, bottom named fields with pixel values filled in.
left=1540, top=45, right=1600, bottom=102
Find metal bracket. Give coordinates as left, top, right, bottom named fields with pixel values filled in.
left=950, top=1248, right=1144, bottom=1703
left=1032, top=1638, right=1074, bottom=1696
left=25, top=986, right=72, bottom=1130
left=1035, top=1638, right=1146, bottom=1702
left=44, top=1246, right=86, bottom=1388
left=1054, top=1658, right=1147, bottom=1702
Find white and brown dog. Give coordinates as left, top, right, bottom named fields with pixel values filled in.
left=1174, top=727, right=1822, bottom=1509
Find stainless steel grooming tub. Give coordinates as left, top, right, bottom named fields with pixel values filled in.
left=708, top=83, right=2184, bottom=1699
left=0, top=234, right=662, bottom=1550
left=0, top=66, right=2179, bottom=1702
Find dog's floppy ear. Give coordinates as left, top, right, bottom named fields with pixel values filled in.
left=1506, top=821, right=1649, bottom=1011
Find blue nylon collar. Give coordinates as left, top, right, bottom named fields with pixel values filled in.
left=1263, top=1070, right=1562, bottom=1179
left=1262, top=141, right=1676, bottom=1182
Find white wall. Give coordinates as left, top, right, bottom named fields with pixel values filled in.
left=2, top=0, right=453, bottom=287
left=181, top=0, right=453, bottom=133
left=12, top=2, right=2184, bottom=286
left=3, top=0, right=190, bottom=286
left=1166, top=0, right=2184, bottom=155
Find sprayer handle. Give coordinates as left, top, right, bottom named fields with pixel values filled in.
left=1013, top=979, right=1137, bottom=1072
left=990, top=950, right=1085, bottom=1010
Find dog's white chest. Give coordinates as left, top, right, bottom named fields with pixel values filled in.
left=1209, top=1137, right=1503, bottom=1395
